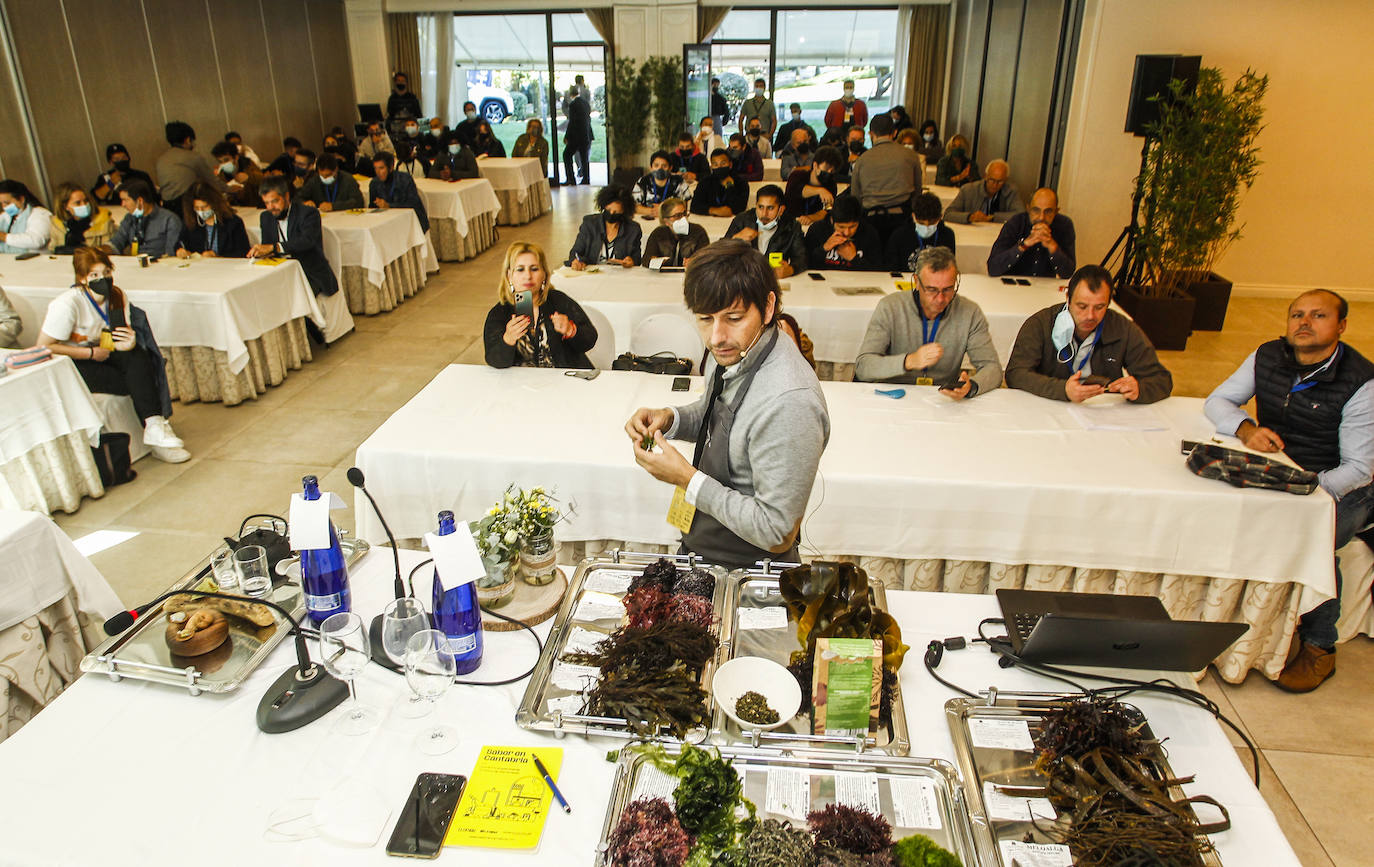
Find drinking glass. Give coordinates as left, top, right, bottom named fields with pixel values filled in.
left=382, top=597, right=431, bottom=719
left=234, top=545, right=272, bottom=597
left=404, top=630, right=458, bottom=755
left=210, top=547, right=238, bottom=592
left=319, top=612, right=379, bottom=735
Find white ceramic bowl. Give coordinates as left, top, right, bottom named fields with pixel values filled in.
left=712, top=656, right=802, bottom=732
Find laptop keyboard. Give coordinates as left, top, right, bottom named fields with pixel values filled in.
left=1011, top=612, right=1043, bottom=643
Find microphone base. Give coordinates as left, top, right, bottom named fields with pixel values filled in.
left=368, top=613, right=402, bottom=672
left=256, top=664, right=349, bottom=733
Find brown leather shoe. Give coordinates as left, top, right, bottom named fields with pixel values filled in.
left=1276, top=642, right=1336, bottom=692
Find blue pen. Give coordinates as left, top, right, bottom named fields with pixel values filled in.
left=530, top=753, right=571, bottom=814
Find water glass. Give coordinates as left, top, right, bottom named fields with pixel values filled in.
left=382, top=597, right=432, bottom=719
left=234, top=545, right=272, bottom=597
left=404, top=629, right=458, bottom=755
left=319, top=612, right=379, bottom=735
left=210, top=547, right=238, bottom=592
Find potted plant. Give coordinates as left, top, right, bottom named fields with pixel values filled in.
left=645, top=55, right=685, bottom=163
left=473, top=500, right=521, bottom=609
left=511, top=486, right=569, bottom=586
left=1124, top=67, right=1267, bottom=345
left=607, top=56, right=651, bottom=182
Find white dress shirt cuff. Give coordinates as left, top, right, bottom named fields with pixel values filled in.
left=684, top=470, right=708, bottom=505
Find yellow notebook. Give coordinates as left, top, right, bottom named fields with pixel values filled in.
left=253, top=257, right=287, bottom=266
left=445, top=745, right=563, bottom=849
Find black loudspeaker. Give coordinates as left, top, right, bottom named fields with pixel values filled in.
left=1124, top=54, right=1201, bottom=136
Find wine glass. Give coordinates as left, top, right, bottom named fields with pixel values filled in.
left=382, top=597, right=431, bottom=719
left=404, top=629, right=458, bottom=755
left=319, top=612, right=379, bottom=735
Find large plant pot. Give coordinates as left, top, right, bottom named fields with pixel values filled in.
left=1183, top=272, right=1234, bottom=332
left=1117, top=285, right=1196, bottom=351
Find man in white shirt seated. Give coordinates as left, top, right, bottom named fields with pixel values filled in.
left=0, top=180, right=53, bottom=254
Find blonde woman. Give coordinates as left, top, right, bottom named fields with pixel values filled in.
left=935, top=134, right=980, bottom=186
left=51, top=183, right=114, bottom=253
left=484, top=241, right=598, bottom=369
left=512, top=118, right=549, bottom=177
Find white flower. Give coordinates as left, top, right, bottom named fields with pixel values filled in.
left=503, top=529, right=519, bottom=545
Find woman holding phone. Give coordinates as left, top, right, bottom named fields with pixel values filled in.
left=484, top=241, right=598, bottom=370
left=36, top=246, right=187, bottom=459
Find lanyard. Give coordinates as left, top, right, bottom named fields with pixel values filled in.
left=1069, top=321, right=1105, bottom=373
left=649, top=182, right=666, bottom=203
left=914, top=297, right=943, bottom=345
left=206, top=223, right=217, bottom=254
left=325, top=180, right=338, bottom=203
left=84, top=289, right=110, bottom=326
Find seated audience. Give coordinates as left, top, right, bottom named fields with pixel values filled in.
left=785, top=146, right=843, bottom=228
left=642, top=198, right=709, bottom=267
left=773, top=103, right=817, bottom=153
left=249, top=177, right=340, bottom=344
left=726, top=184, right=807, bottom=278
left=512, top=118, right=550, bottom=176
left=727, top=133, right=764, bottom=181
left=568, top=186, right=642, bottom=268
left=634, top=151, right=689, bottom=216
left=1006, top=265, right=1171, bottom=403
left=91, top=144, right=156, bottom=206
left=176, top=183, right=248, bottom=259
left=356, top=122, right=395, bottom=174
left=944, top=160, right=1023, bottom=224
left=156, top=121, right=226, bottom=214
left=485, top=241, right=597, bottom=369
left=887, top=105, right=915, bottom=133
left=856, top=246, right=1001, bottom=396
left=850, top=114, right=924, bottom=239
left=428, top=133, right=479, bottom=180
left=935, top=134, right=979, bottom=186
left=471, top=121, right=506, bottom=158
left=778, top=128, right=814, bottom=180
left=224, top=131, right=263, bottom=167
left=51, top=182, right=114, bottom=253
left=419, top=119, right=446, bottom=161
left=887, top=192, right=956, bottom=272
left=0, top=286, right=19, bottom=348
left=669, top=132, right=709, bottom=181
left=915, top=119, right=943, bottom=165
left=895, top=128, right=921, bottom=151
left=392, top=141, right=428, bottom=177
left=211, top=140, right=261, bottom=205
left=297, top=153, right=364, bottom=211
left=323, top=127, right=357, bottom=169
left=277, top=137, right=302, bottom=166
left=369, top=153, right=429, bottom=233
left=37, top=246, right=186, bottom=459
left=987, top=187, right=1076, bottom=278
left=744, top=117, right=773, bottom=159
left=292, top=148, right=317, bottom=189
left=455, top=102, right=481, bottom=148
left=1203, top=289, right=1371, bottom=692
left=0, top=179, right=53, bottom=254
left=693, top=116, right=726, bottom=158
left=804, top=196, right=881, bottom=271
left=690, top=150, right=749, bottom=217
left=108, top=180, right=179, bottom=257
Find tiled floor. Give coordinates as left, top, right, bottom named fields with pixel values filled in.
left=53, top=185, right=1373, bottom=866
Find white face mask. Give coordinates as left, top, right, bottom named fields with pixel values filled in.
left=923, top=133, right=935, bottom=142
left=219, top=162, right=235, bottom=175
left=913, top=221, right=937, bottom=239
left=700, top=126, right=712, bottom=136
left=465, top=110, right=477, bottom=121
left=195, top=209, right=214, bottom=223
left=791, top=112, right=801, bottom=121
left=904, top=143, right=915, bottom=150
left=672, top=216, right=690, bottom=236
left=1051, top=305, right=1076, bottom=356
left=320, top=174, right=336, bottom=185
left=843, top=88, right=855, bottom=99
left=759, top=216, right=779, bottom=231
left=405, top=125, right=418, bottom=137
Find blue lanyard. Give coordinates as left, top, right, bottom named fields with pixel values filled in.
left=918, top=308, right=942, bottom=345
left=206, top=223, right=217, bottom=254
left=84, top=289, right=110, bottom=326
left=325, top=181, right=338, bottom=203
left=649, top=182, right=666, bottom=203
left=1069, top=321, right=1105, bottom=373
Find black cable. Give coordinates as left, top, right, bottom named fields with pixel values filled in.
left=922, top=640, right=979, bottom=699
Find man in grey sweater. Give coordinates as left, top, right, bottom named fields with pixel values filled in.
left=0, top=286, right=21, bottom=348
left=855, top=247, right=1002, bottom=396
left=627, top=239, right=830, bottom=569
left=942, top=160, right=1023, bottom=224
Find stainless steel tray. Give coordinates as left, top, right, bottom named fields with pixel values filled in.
left=594, top=743, right=979, bottom=866
left=79, top=535, right=369, bottom=695
left=711, top=570, right=912, bottom=755
left=945, top=695, right=1224, bottom=867
left=514, top=551, right=731, bottom=741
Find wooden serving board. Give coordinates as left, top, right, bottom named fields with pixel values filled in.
left=481, top=566, right=568, bottom=632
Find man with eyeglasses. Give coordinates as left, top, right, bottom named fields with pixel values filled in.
left=943, top=159, right=1023, bottom=224
left=855, top=246, right=1002, bottom=398
left=642, top=198, right=709, bottom=267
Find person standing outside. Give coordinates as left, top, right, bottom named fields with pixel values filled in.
left=563, top=87, right=593, bottom=185
left=824, top=80, right=868, bottom=135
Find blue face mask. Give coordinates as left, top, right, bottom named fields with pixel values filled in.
left=2, top=203, right=18, bottom=217
left=914, top=221, right=937, bottom=239
left=72, top=204, right=92, bottom=219
left=131, top=207, right=144, bottom=219
left=1051, top=305, right=1076, bottom=357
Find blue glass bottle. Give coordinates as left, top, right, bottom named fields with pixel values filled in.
left=430, top=510, right=484, bottom=674
left=299, top=475, right=352, bottom=624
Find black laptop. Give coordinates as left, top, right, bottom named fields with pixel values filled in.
left=996, top=589, right=1249, bottom=672
left=357, top=103, right=384, bottom=123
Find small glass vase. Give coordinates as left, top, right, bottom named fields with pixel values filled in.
left=520, top=530, right=557, bottom=586
left=476, top=556, right=517, bottom=609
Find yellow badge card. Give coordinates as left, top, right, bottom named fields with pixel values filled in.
left=446, top=745, right=563, bottom=849
left=895, top=280, right=914, bottom=292
left=99, top=330, right=115, bottom=352
left=915, top=376, right=934, bottom=386
left=666, top=485, right=696, bottom=533
left=129, top=240, right=139, bottom=256
left=768, top=252, right=783, bottom=267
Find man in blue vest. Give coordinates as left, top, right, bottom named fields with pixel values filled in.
left=1205, top=289, right=1374, bottom=691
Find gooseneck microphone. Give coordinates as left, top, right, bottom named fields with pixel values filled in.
left=348, top=466, right=408, bottom=671
left=104, top=588, right=348, bottom=732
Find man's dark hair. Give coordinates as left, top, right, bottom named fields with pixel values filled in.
left=394, top=71, right=408, bottom=81
left=366, top=121, right=383, bottom=133
left=373, top=151, right=396, bottom=170
left=649, top=150, right=671, bottom=166
left=105, top=143, right=128, bottom=160
left=677, top=132, right=694, bottom=145
left=121, top=179, right=155, bottom=204
left=1297, top=288, right=1349, bottom=320
left=210, top=140, right=238, bottom=159
left=266, top=154, right=294, bottom=175
left=165, top=121, right=195, bottom=146
left=1067, top=265, right=1114, bottom=302
left=595, top=185, right=633, bottom=213
left=728, top=133, right=746, bottom=146
left=912, top=192, right=942, bottom=222
left=711, top=77, right=719, bottom=85
left=225, top=130, right=241, bottom=141
left=283, top=136, right=302, bottom=149
left=463, top=101, right=476, bottom=112
left=789, top=102, right=802, bottom=112
left=869, top=114, right=894, bottom=137
left=296, top=148, right=316, bottom=163
left=0, top=179, right=33, bottom=203
left=316, top=153, right=340, bottom=172
left=684, top=239, right=777, bottom=324
left=699, top=116, right=713, bottom=126
left=754, top=78, right=766, bottom=87
left=830, top=196, right=863, bottom=225
left=755, top=184, right=784, bottom=206
left=709, top=148, right=729, bottom=161
left=442, top=130, right=462, bottom=146
left=846, top=124, right=866, bottom=138
left=259, top=175, right=291, bottom=200
left=814, top=146, right=842, bottom=171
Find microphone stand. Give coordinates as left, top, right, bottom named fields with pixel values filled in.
left=347, top=466, right=407, bottom=670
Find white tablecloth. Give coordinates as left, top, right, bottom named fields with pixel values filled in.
left=0, top=354, right=102, bottom=464
left=0, top=547, right=1298, bottom=864
left=1, top=254, right=324, bottom=376
left=413, top=177, right=502, bottom=237
left=948, top=220, right=999, bottom=275
left=240, top=207, right=438, bottom=291
left=356, top=366, right=1335, bottom=608
left=0, top=509, right=120, bottom=632
left=564, top=266, right=1066, bottom=366
left=477, top=157, right=545, bottom=202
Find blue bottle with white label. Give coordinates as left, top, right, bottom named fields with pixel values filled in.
left=430, top=510, right=484, bottom=674
left=299, top=475, right=352, bottom=624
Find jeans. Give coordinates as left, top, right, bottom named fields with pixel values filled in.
left=1298, top=483, right=1374, bottom=649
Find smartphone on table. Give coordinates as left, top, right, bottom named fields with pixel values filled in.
left=671, top=376, right=690, bottom=392
left=807, top=272, right=825, bottom=281
left=385, top=772, right=467, bottom=859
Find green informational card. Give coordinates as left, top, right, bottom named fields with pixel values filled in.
left=811, top=637, right=882, bottom=737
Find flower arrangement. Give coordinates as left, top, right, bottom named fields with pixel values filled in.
left=511, top=485, right=563, bottom=540
left=472, top=485, right=569, bottom=588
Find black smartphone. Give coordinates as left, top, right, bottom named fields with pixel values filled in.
left=14, top=251, right=39, bottom=260
left=808, top=272, right=825, bottom=281
left=1016, top=278, right=1031, bottom=286
left=1082, top=374, right=1113, bottom=388
left=671, top=376, right=690, bottom=392
left=936, top=372, right=966, bottom=390
left=385, top=772, right=467, bottom=859
left=889, top=271, right=903, bottom=278
left=1000, top=277, right=1015, bottom=285
left=108, top=301, right=128, bottom=331
left=513, top=289, right=533, bottom=321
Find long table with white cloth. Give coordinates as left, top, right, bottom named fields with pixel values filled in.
left=478, top=157, right=552, bottom=226
left=414, top=177, right=503, bottom=262
left=356, top=365, right=1338, bottom=683
left=2, top=253, right=329, bottom=405
left=0, top=353, right=106, bottom=512
left=240, top=206, right=438, bottom=316
left=0, top=546, right=1302, bottom=863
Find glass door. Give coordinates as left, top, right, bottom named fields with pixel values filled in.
left=551, top=43, right=607, bottom=186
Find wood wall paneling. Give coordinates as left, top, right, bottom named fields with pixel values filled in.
left=262, top=0, right=324, bottom=144
left=207, top=0, right=280, bottom=160
left=143, top=0, right=228, bottom=147
left=307, top=0, right=358, bottom=136
left=1004, top=0, right=1063, bottom=195
left=0, top=7, right=41, bottom=191
left=973, top=0, right=1022, bottom=166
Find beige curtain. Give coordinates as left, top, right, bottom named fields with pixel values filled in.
left=584, top=8, right=615, bottom=45
left=387, top=12, right=422, bottom=84
left=698, top=6, right=730, bottom=42
left=898, top=4, right=950, bottom=127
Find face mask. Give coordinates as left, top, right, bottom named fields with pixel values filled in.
left=951, top=147, right=966, bottom=160
left=672, top=216, right=690, bottom=236
left=759, top=217, right=779, bottom=231
left=320, top=174, right=336, bottom=186
left=87, top=277, right=112, bottom=297
left=728, top=148, right=741, bottom=159
left=1051, top=305, right=1076, bottom=356
left=792, top=112, right=801, bottom=121
left=405, top=125, right=418, bottom=137
left=294, top=166, right=309, bottom=177
left=395, top=83, right=407, bottom=92
left=603, top=210, right=622, bottom=224
left=112, top=160, right=131, bottom=172
left=712, top=166, right=731, bottom=180
left=754, top=87, right=764, bottom=98
left=923, top=133, right=935, bottom=142
left=195, top=208, right=214, bottom=223
left=652, top=168, right=669, bottom=181
left=700, top=127, right=712, bottom=136
left=72, top=203, right=91, bottom=219
left=219, top=162, right=235, bottom=175
left=465, top=110, right=477, bottom=121
left=914, top=221, right=937, bottom=239
left=678, top=147, right=693, bottom=157
left=748, top=128, right=761, bottom=137
left=849, top=141, right=864, bottom=154
left=431, top=128, right=442, bottom=136
left=132, top=207, right=144, bottom=218
left=448, top=144, right=460, bottom=154
left=817, top=170, right=834, bottom=185
left=3, top=203, right=18, bottom=217
left=843, top=89, right=855, bottom=99
left=904, top=143, right=915, bottom=150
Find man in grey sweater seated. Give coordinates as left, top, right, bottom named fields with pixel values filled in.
left=626, top=239, right=830, bottom=569
left=854, top=246, right=1002, bottom=398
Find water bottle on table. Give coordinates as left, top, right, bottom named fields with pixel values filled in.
left=429, top=510, right=484, bottom=674
left=299, top=474, right=352, bottom=624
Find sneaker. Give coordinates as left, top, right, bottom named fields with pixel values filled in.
left=1275, top=641, right=1336, bottom=692
left=142, top=416, right=184, bottom=449
left=149, top=445, right=191, bottom=464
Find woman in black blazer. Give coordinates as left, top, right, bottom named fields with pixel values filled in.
left=175, top=182, right=249, bottom=259
left=485, top=241, right=599, bottom=369
left=566, top=186, right=642, bottom=269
